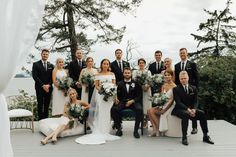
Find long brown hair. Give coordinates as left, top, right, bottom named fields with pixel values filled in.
left=100, top=58, right=111, bottom=72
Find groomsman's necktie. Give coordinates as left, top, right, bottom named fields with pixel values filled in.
left=181, top=62, right=185, bottom=71
left=43, top=61, right=47, bottom=70
left=118, top=61, right=122, bottom=71
left=79, top=60, right=82, bottom=67
left=157, top=62, right=160, bottom=71
left=184, top=85, right=188, bottom=94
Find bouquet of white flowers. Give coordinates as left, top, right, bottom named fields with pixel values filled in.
left=57, top=76, right=73, bottom=96
left=150, top=93, right=169, bottom=107
left=98, top=82, right=117, bottom=102
left=133, top=70, right=150, bottom=86
left=68, top=104, right=85, bottom=128
left=149, top=74, right=165, bottom=92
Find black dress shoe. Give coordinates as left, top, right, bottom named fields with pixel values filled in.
left=191, top=128, right=198, bottom=134
left=203, top=136, right=214, bottom=144
left=182, top=137, right=189, bottom=146
left=133, top=132, right=140, bottom=139
left=115, top=129, right=123, bottom=137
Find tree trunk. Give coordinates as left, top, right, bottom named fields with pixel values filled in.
left=66, top=0, right=78, bottom=60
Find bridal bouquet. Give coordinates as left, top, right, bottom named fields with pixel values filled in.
left=150, top=93, right=169, bottom=108
left=80, top=72, right=95, bottom=92
left=98, top=82, right=117, bottom=102
left=133, top=70, right=150, bottom=86
left=57, top=76, right=73, bottom=96
left=149, top=74, right=165, bottom=92
left=68, top=104, right=85, bottom=128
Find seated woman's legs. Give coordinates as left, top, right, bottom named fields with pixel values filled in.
left=147, top=108, right=160, bottom=136
left=41, top=124, right=69, bottom=145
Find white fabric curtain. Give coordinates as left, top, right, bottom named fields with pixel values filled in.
left=0, top=0, right=45, bottom=156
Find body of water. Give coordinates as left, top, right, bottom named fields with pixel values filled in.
left=4, top=77, right=35, bottom=96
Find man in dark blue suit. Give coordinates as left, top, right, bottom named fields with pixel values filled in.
left=172, top=71, right=214, bottom=145
left=32, top=49, right=54, bottom=120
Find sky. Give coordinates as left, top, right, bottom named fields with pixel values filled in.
left=19, top=0, right=236, bottom=72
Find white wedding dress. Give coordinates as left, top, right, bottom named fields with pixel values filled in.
left=52, top=69, right=68, bottom=116
left=159, top=89, right=175, bottom=132
left=75, top=74, right=120, bottom=144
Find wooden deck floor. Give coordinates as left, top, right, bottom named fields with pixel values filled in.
left=11, top=120, right=236, bottom=157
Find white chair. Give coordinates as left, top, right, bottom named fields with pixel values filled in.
left=7, top=95, right=34, bottom=132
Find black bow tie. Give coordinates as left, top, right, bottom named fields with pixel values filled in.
left=125, top=81, right=131, bottom=84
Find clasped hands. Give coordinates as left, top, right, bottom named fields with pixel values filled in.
left=115, top=98, right=134, bottom=107
left=187, top=108, right=196, bottom=117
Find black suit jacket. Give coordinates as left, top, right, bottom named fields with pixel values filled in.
left=117, top=80, right=142, bottom=105
left=175, top=60, right=199, bottom=88
left=32, top=60, right=54, bottom=89
left=148, top=61, right=165, bottom=75
left=111, top=60, right=130, bottom=83
left=172, top=84, right=198, bottom=115
left=68, top=59, right=86, bottom=82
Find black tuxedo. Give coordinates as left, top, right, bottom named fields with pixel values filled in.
left=111, top=80, right=143, bottom=132
left=175, top=60, right=199, bottom=88
left=68, top=59, right=86, bottom=98
left=110, top=60, right=130, bottom=83
left=172, top=85, right=209, bottom=137
left=32, top=60, right=54, bottom=120
left=148, top=61, right=165, bottom=75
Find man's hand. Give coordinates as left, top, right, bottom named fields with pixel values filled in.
left=187, top=108, right=196, bottom=117
left=76, top=82, right=82, bottom=88
left=42, top=84, right=50, bottom=93
left=126, top=100, right=134, bottom=107
left=114, top=97, right=120, bottom=105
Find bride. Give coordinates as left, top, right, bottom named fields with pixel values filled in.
left=75, top=59, right=120, bottom=144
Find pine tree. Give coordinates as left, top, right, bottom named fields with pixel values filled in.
left=190, top=0, right=236, bottom=58
left=36, top=0, right=142, bottom=60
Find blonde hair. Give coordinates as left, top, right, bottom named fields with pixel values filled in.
left=55, top=58, right=64, bottom=69
left=179, top=71, right=189, bottom=77
left=67, top=88, right=78, bottom=103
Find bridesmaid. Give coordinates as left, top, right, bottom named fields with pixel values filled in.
left=40, top=88, right=90, bottom=145
left=132, top=58, right=152, bottom=128
left=79, top=57, right=98, bottom=103
left=147, top=69, right=176, bottom=136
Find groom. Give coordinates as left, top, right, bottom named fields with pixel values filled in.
left=172, top=71, right=214, bottom=145
left=111, top=67, right=143, bottom=138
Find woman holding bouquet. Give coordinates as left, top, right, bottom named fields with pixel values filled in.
left=132, top=58, right=152, bottom=128
left=79, top=57, right=98, bottom=103
left=75, top=58, right=120, bottom=144
left=147, top=69, right=176, bottom=136
left=40, top=88, right=90, bottom=145
left=52, top=58, right=70, bottom=116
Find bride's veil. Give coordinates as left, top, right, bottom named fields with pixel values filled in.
left=88, top=89, right=100, bottom=133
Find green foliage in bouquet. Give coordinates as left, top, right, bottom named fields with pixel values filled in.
left=150, top=92, right=169, bottom=108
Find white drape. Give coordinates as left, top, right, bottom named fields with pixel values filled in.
left=0, top=0, right=45, bottom=156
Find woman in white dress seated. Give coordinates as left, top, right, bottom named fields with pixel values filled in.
left=75, top=58, right=120, bottom=144
left=52, top=58, right=69, bottom=116
left=40, top=88, right=90, bottom=145
left=147, top=69, right=176, bottom=136
left=79, top=57, right=98, bottom=104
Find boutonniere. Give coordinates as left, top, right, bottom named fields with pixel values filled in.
left=188, top=87, right=194, bottom=95
left=123, top=62, right=128, bottom=67
left=130, top=83, right=135, bottom=88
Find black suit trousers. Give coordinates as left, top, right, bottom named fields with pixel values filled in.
left=111, top=102, right=143, bottom=132
left=173, top=109, right=208, bottom=137
left=36, top=86, right=52, bottom=120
